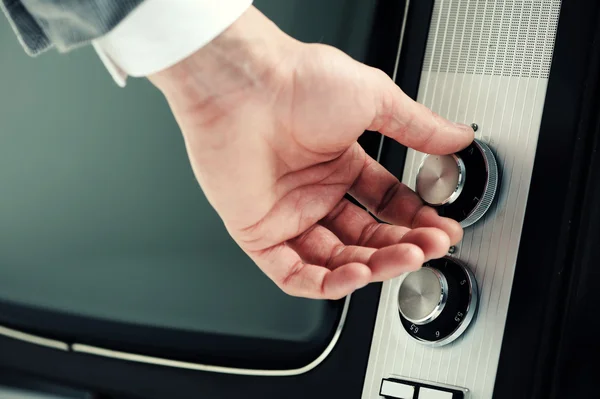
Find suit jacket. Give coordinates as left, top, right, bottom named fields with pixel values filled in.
left=1, top=0, right=143, bottom=55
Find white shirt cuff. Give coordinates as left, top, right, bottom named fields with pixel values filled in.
left=92, top=0, right=254, bottom=87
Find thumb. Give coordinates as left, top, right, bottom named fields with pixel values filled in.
left=365, top=67, right=474, bottom=155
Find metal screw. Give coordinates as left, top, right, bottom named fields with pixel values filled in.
left=470, top=123, right=479, bottom=132
left=448, top=246, right=457, bottom=255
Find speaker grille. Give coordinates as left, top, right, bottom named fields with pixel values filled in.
left=422, top=0, right=561, bottom=78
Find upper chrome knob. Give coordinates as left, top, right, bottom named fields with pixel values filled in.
left=415, top=138, right=499, bottom=228
left=398, top=266, right=448, bottom=325
left=416, top=154, right=466, bottom=206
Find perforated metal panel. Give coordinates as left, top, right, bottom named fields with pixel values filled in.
left=423, top=1, right=560, bottom=78
left=363, top=1, right=562, bottom=398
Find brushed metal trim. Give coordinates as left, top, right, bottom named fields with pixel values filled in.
left=71, top=294, right=352, bottom=376
left=0, top=324, right=69, bottom=351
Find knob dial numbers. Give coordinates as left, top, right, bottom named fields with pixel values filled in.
left=415, top=139, right=499, bottom=228
left=397, top=257, right=478, bottom=347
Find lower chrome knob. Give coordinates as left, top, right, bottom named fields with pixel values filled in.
left=397, top=257, right=478, bottom=346
left=398, top=267, right=448, bottom=325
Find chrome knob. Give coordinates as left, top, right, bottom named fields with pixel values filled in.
left=398, top=267, right=448, bottom=325
left=416, top=154, right=466, bottom=206
left=415, top=138, right=499, bottom=228
left=397, top=257, right=479, bottom=347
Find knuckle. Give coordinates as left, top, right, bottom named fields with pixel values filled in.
left=395, top=110, right=415, bottom=138
left=419, top=126, right=437, bottom=148
left=357, top=223, right=381, bottom=246
left=375, top=181, right=401, bottom=218
left=410, top=205, right=429, bottom=228
left=236, top=219, right=268, bottom=251
left=279, top=260, right=305, bottom=293
left=325, top=243, right=347, bottom=269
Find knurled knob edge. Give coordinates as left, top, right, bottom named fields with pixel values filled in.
left=460, top=139, right=499, bottom=228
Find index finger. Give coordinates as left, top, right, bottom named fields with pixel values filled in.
left=366, top=67, right=474, bottom=155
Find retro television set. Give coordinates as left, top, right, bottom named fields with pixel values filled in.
left=1, top=1, right=600, bottom=398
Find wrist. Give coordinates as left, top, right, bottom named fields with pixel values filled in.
left=148, top=6, right=296, bottom=121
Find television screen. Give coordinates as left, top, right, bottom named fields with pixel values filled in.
left=0, top=0, right=377, bottom=372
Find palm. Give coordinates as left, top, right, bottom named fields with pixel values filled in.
left=160, top=41, right=473, bottom=300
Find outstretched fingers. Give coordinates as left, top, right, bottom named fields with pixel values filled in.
left=319, top=198, right=452, bottom=260
left=250, top=223, right=428, bottom=300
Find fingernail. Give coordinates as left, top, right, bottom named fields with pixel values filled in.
left=453, top=122, right=473, bottom=131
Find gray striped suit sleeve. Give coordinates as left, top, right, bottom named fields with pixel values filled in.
left=1, top=0, right=144, bottom=55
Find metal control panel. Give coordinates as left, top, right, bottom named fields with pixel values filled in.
left=363, top=1, right=562, bottom=398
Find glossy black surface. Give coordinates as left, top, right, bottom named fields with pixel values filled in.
left=0, top=284, right=383, bottom=399
left=0, top=298, right=342, bottom=370
left=493, top=1, right=600, bottom=398
left=549, top=69, right=600, bottom=399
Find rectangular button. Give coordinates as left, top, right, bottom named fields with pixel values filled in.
left=418, top=387, right=454, bottom=399
left=380, top=379, right=415, bottom=398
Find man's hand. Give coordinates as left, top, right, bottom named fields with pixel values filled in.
left=148, top=6, right=474, bottom=300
